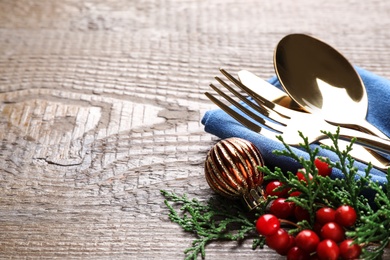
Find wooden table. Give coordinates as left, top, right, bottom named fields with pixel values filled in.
left=1, top=0, right=390, bottom=259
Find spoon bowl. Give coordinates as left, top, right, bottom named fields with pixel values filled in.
left=274, top=33, right=388, bottom=139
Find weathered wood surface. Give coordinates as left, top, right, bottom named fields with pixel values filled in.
left=1, top=0, right=390, bottom=259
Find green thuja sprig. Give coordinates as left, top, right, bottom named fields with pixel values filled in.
left=161, top=190, right=271, bottom=260
left=318, top=129, right=373, bottom=214
left=259, top=128, right=373, bottom=228
left=347, top=168, right=390, bottom=259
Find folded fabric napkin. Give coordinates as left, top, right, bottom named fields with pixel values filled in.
left=202, top=67, right=390, bottom=186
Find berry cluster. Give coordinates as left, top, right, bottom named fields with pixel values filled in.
left=256, top=206, right=361, bottom=259
left=256, top=158, right=362, bottom=259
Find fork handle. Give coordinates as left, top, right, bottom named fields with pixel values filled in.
left=338, top=128, right=390, bottom=155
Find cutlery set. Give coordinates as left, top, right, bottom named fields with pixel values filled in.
left=205, top=34, right=390, bottom=171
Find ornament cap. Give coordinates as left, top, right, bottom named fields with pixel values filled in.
left=242, top=186, right=266, bottom=211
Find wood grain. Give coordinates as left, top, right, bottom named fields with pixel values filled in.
left=1, top=0, right=390, bottom=259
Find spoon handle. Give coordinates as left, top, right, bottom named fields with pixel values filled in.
left=338, top=127, right=390, bottom=155
left=320, top=139, right=389, bottom=170
left=358, top=119, right=390, bottom=141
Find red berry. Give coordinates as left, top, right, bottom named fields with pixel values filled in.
left=295, top=229, right=320, bottom=253
left=339, top=239, right=362, bottom=259
left=316, top=207, right=336, bottom=225
left=276, top=235, right=295, bottom=256
left=269, top=198, right=295, bottom=219
left=287, top=246, right=310, bottom=260
left=316, top=239, right=339, bottom=260
left=335, top=205, right=357, bottom=227
left=265, top=181, right=288, bottom=198
left=296, top=169, right=313, bottom=183
left=314, top=157, right=332, bottom=177
left=266, top=228, right=290, bottom=251
left=294, top=206, right=310, bottom=222
left=320, top=222, right=345, bottom=243
left=289, top=191, right=302, bottom=197
left=256, top=214, right=280, bottom=236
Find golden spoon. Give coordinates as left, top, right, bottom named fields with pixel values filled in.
left=274, top=33, right=389, bottom=140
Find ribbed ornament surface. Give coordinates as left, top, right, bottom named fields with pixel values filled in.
left=204, top=138, right=264, bottom=201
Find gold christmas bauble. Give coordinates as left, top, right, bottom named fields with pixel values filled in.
left=204, top=137, right=265, bottom=210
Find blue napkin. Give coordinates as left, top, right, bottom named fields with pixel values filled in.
left=201, top=67, right=390, bottom=186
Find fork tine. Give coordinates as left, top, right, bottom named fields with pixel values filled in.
left=209, top=83, right=285, bottom=133
left=220, top=68, right=295, bottom=119
left=204, top=92, right=279, bottom=141
left=214, top=76, right=290, bottom=126
left=204, top=92, right=261, bottom=132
